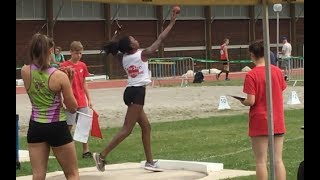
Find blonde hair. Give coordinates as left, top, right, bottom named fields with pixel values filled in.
left=70, top=41, right=83, bottom=51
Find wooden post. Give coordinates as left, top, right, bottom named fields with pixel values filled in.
left=290, top=3, right=297, bottom=56
left=249, top=5, right=255, bottom=43
left=104, top=4, right=112, bottom=78
left=104, top=4, right=111, bottom=41
left=204, top=6, right=212, bottom=60
left=156, top=5, right=164, bottom=58
left=46, top=0, right=54, bottom=38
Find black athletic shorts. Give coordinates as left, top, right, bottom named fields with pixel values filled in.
left=27, top=120, right=73, bottom=147
left=221, top=59, right=228, bottom=65
left=123, top=86, right=146, bottom=106
left=274, top=133, right=285, bottom=136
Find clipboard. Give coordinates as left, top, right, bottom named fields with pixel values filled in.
left=228, top=95, right=246, bottom=101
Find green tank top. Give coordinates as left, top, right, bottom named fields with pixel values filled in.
left=27, top=64, right=67, bottom=123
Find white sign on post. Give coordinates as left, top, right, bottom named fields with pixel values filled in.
left=218, top=96, right=231, bottom=110
left=73, top=111, right=93, bottom=143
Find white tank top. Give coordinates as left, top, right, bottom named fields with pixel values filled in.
left=122, top=50, right=151, bottom=87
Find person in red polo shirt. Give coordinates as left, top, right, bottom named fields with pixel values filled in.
left=237, top=40, right=287, bottom=180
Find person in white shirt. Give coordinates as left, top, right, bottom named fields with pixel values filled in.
left=92, top=9, right=178, bottom=173
left=280, top=37, right=292, bottom=81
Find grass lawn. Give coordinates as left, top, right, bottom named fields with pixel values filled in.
left=16, top=109, right=304, bottom=179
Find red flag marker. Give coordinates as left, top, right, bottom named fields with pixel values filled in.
left=91, top=109, right=103, bottom=139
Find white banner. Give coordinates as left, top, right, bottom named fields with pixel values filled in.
left=73, top=111, right=93, bottom=143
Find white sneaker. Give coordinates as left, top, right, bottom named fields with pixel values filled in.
left=93, top=153, right=106, bottom=172
left=144, top=161, right=163, bottom=172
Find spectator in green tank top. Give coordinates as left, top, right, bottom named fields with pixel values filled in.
left=21, top=33, right=80, bottom=180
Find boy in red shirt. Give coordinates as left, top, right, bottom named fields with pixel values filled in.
left=60, top=41, right=93, bottom=158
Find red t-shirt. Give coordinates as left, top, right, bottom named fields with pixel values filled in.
left=60, top=60, right=89, bottom=108
left=243, top=65, right=287, bottom=136
left=220, top=44, right=227, bottom=60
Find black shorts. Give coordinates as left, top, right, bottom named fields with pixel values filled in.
left=27, top=120, right=73, bottom=147
left=274, top=133, right=285, bottom=136
left=221, top=60, right=228, bottom=65
left=123, top=86, right=146, bottom=106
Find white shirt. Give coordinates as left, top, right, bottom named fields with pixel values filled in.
left=282, top=42, right=292, bottom=58
left=122, top=50, right=151, bottom=87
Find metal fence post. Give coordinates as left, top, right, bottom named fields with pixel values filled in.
left=16, top=114, right=20, bottom=170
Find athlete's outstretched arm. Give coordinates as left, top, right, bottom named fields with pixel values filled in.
left=141, top=11, right=178, bottom=61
